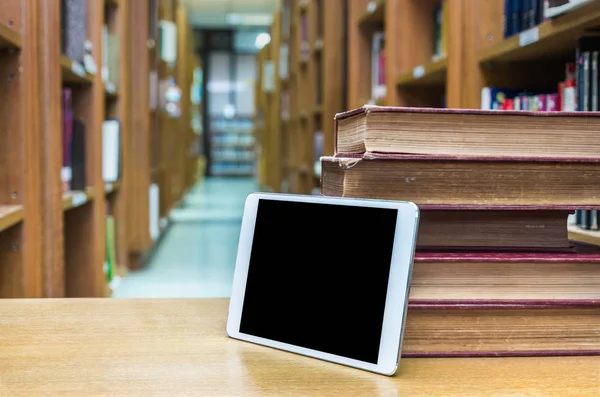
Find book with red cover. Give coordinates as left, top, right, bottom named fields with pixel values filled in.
left=334, top=105, right=600, bottom=158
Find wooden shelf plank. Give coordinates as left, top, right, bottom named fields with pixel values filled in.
left=479, top=0, right=600, bottom=63
left=0, top=22, right=21, bottom=49
left=312, top=39, right=323, bottom=55
left=104, top=181, right=122, bottom=195
left=0, top=205, right=24, bottom=233
left=298, top=0, right=308, bottom=13
left=60, top=55, right=94, bottom=85
left=62, top=187, right=96, bottom=211
left=358, top=0, right=385, bottom=26
left=105, top=82, right=119, bottom=100
left=568, top=224, right=600, bottom=246
left=396, top=58, right=448, bottom=87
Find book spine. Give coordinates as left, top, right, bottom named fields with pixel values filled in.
left=522, top=0, right=531, bottom=31
left=511, top=0, right=521, bottom=36
left=583, top=51, right=591, bottom=111
left=593, top=51, right=599, bottom=111
left=504, top=0, right=512, bottom=38
left=481, top=87, right=491, bottom=110
left=531, top=0, right=540, bottom=27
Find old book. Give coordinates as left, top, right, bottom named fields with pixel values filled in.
left=402, top=300, right=600, bottom=357
left=409, top=249, right=600, bottom=300
left=417, top=207, right=572, bottom=250
left=334, top=105, right=600, bottom=158
left=320, top=154, right=600, bottom=206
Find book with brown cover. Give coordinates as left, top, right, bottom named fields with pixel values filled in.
left=321, top=153, right=600, bottom=206
left=417, top=206, right=573, bottom=250
left=334, top=105, right=600, bottom=158
left=402, top=300, right=600, bottom=357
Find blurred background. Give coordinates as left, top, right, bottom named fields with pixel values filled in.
left=1, top=0, right=595, bottom=299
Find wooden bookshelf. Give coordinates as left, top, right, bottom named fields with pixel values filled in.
left=0, top=21, right=21, bottom=49
left=396, top=57, right=448, bottom=87
left=0, top=205, right=23, bottom=233
left=358, top=0, right=385, bottom=26
left=0, top=0, right=199, bottom=297
left=256, top=0, right=345, bottom=194
left=60, top=55, right=95, bottom=85
left=62, top=188, right=96, bottom=211
left=480, top=0, right=600, bottom=63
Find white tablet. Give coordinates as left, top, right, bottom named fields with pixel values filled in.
left=227, top=193, right=419, bottom=376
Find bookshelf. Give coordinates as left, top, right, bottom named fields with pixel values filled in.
left=256, top=0, right=345, bottom=194
left=254, top=0, right=600, bottom=245
left=0, top=0, right=199, bottom=297
left=127, top=0, right=201, bottom=269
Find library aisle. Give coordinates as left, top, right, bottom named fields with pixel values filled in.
left=113, top=178, right=259, bottom=298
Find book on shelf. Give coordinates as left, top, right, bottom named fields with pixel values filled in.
left=279, top=43, right=289, bottom=80
left=370, top=32, right=385, bottom=103
left=159, top=20, right=177, bottom=64
left=105, top=214, right=117, bottom=283
left=313, top=130, right=324, bottom=178
left=432, top=0, right=448, bottom=62
left=71, top=119, right=86, bottom=191
left=545, top=0, right=593, bottom=19
left=103, top=29, right=120, bottom=88
left=62, top=88, right=74, bottom=191
left=61, top=89, right=87, bottom=192
left=102, top=120, right=121, bottom=183
left=504, top=0, right=546, bottom=38
left=149, top=184, right=160, bottom=241
left=60, top=0, right=87, bottom=62
left=300, top=14, right=309, bottom=62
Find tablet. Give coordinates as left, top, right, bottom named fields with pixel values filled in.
left=227, top=193, right=419, bottom=376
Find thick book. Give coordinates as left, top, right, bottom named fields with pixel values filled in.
left=333, top=105, right=600, bottom=158
left=321, top=154, right=600, bottom=206
left=410, top=249, right=600, bottom=300
left=402, top=300, right=599, bottom=357
left=417, top=207, right=572, bottom=250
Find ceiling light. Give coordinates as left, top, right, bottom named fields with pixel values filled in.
left=226, top=13, right=273, bottom=26
left=255, top=32, right=271, bottom=49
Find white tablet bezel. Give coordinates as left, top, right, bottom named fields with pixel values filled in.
left=227, top=192, right=419, bottom=376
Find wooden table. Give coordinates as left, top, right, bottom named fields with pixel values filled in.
left=0, top=299, right=598, bottom=396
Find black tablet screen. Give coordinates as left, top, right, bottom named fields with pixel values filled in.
left=240, top=198, right=398, bottom=364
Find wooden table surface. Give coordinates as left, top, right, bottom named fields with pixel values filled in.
left=0, top=299, right=598, bottom=396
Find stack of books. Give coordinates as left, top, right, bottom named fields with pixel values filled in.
left=321, top=105, right=600, bottom=357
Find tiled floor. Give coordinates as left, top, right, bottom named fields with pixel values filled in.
left=112, top=177, right=260, bottom=298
